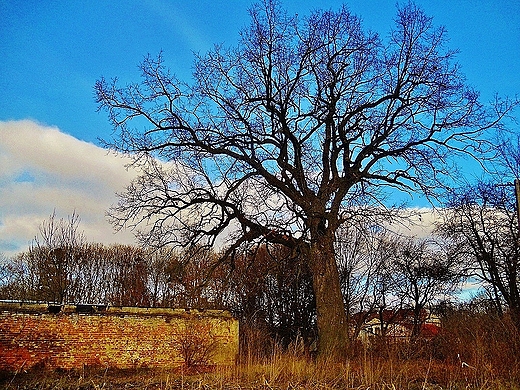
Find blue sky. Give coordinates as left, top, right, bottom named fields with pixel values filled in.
left=0, top=0, right=519, bottom=255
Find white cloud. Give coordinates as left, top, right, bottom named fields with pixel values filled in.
left=0, top=119, right=449, bottom=258
left=0, top=120, right=137, bottom=256
left=393, top=207, right=441, bottom=237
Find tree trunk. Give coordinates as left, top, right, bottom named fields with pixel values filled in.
left=308, top=230, right=349, bottom=359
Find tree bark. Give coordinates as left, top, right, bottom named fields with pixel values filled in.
left=308, top=230, right=349, bottom=359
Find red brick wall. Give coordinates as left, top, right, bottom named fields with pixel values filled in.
left=0, top=303, right=238, bottom=372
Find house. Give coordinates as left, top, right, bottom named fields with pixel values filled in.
left=355, top=308, right=441, bottom=343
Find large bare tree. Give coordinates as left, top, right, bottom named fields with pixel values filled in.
left=95, top=1, right=512, bottom=357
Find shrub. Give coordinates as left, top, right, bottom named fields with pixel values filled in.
left=172, top=319, right=217, bottom=369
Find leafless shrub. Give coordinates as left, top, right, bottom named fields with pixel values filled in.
left=172, top=320, right=218, bottom=369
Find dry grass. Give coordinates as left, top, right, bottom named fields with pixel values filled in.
left=2, top=349, right=519, bottom=390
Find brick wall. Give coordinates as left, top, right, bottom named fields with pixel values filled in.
left=0, top=302, right=238, bottom=372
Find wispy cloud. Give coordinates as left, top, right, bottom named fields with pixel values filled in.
left=0, top=120, right=137, bottom=256
left=145, top=0, right=213, bottom=53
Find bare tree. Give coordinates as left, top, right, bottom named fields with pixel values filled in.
left=0, top=253, right=9, bottom=291
left=19, top=211, right=85, bottom=303
left=106, top=244, right=150, bottom=307
left=439, top=181, right=520, bottom=329
left=146, top=247, right=174, bottom=307
left=0, top=253, right=24, bottom=300
left=388, top=236, right=461, bottom=337
left=2, top=212, right=156, bottom=306
left=95, top=0, right=512, bottom=356
left=336, top=222, right=394, bottom=338
left=228, top=243, right=316, bottom=350
left=437, top=131, right=520, bottom=330
left=160, top=245, right=223, bottom=308
left=70, top=242, right=115, bottom=304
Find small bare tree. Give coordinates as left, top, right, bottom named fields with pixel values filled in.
left=23, top=211, right=85, bottom=303
left=439, top=181, right=520, bottom=330
left=388, top=236, right=461, bottom=337
left=172, top=320, right=217, bottom=369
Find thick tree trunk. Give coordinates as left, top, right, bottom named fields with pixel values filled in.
left=308, top=230, right=349, bottom=359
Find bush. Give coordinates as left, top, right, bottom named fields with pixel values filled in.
left=172, top=320, right=217, bottom=369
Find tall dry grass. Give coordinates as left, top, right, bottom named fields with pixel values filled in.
left=2, top=353, right=519, bottom=389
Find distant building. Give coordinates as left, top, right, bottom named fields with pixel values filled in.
left=355, top=308, right=441, bottom=344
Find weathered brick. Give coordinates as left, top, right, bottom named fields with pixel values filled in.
left=0, top=302, right=238, bottom=372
